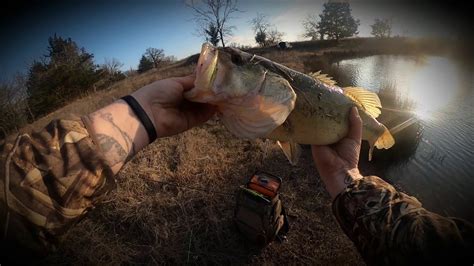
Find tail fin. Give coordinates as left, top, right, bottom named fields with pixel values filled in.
left=375, top=126, right=395, bottom=150
left=368, top=126, right=395, bottom=161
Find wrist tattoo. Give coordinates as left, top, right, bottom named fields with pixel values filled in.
left=98, top=112, right=136, bottom=157
left=96, top=134, right=128, bottom=166
left=92, top=110, right=137, bottom=166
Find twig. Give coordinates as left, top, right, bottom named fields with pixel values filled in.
left=186, top=229, right=193, bottom=265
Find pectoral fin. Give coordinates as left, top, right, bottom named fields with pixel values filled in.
left=277, top=140, right=302, bottom=165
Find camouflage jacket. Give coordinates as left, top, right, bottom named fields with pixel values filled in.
left=1, top=117, right=473, bottom=264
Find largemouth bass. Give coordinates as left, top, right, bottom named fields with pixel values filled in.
left=185, top=43, right=395, bottom=164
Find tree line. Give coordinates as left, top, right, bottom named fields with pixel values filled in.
left=138, top=48, right=177, bottom=73
left=189, top=0, right=393, bottom=47
left=1, top=0, right=394, bottom=137
left=0, top=34, right=176, bottom=137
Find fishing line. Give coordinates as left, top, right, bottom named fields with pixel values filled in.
left=144, top=179, right=236, bottom=197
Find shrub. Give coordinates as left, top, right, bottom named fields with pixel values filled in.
left=26, top=35, right=100, bottom=117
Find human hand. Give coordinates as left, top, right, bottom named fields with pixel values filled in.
left=131, top=75, right=216, bottom=138
left=311, top=107, right=363, bottom=199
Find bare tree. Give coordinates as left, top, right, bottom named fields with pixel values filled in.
left=102, top=58, right=124, bottom=75
left=250, top=13, right=270, bottom=47
left=302, top=14, right=320, bottom=40
left=266, top=29, right=284, bottom=46
left=250, top=13, right=270, bottom=34
left=249, top=13, right=284, bottom=47
left=186, top=0, right=240, bottom=47
left=163, top=55, right=177, bottom=64
left=144, top=48, right=165, bottom=68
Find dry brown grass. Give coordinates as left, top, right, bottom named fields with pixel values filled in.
left=17, top=51, right=365, bottom=265
left=43, top=121, right=362, bottom=265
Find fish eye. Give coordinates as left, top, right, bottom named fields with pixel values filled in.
left=231, top=53, right=243, bottom=65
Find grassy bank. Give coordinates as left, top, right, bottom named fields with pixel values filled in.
left=247, top=37, right=471, bottom=73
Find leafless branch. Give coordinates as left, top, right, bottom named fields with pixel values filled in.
left=186, top=0, right=241, bottom=47
left=102, top=58, right=124, bottom=75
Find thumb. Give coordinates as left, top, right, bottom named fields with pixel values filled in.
left=347, top=107, right=362, bottom=143
left=173, top=75, right=196, bottom=91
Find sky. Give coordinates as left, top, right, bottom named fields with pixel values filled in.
left=0, top=0, right=470, bottom=81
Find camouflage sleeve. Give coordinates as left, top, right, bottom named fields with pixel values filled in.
left=0, top=116, right=116, bottom=258
left=332, top=175, right=474, bottom=265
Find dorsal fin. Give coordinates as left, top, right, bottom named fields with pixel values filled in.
left=309, top=71, right=337, bottom=86
left=343, top=87, right=382, bottom=118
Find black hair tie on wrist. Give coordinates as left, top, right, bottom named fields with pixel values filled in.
left=121, top=95, right=157, bottom=143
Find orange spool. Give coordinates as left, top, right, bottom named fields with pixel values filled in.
left=247, top=173, right=281, bottom=199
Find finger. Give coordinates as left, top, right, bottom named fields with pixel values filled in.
left=173, top=75, right=196, bottom=91
left=183, top=102, right=217, bottom=128
left=347, top=107, right=362, bottom=143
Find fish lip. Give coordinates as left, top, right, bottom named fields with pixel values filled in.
left=195, top=43, right=214, bottom=76
left=186, top=43, right=218, bottom=101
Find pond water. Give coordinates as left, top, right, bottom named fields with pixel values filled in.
left=330, top=55, right=474, bottom=222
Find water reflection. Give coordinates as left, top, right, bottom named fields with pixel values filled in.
left=367, top=83, right=423, bottom=167
left=324, top=55, right=474, bottom=222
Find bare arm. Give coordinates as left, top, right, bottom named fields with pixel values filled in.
left=84, top=75, right=215, bottom=174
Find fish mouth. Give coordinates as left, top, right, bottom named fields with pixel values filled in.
left=185, top=43, right=219, bottom=102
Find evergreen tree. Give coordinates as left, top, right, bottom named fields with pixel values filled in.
left=255, top=30, right=267, bottom=47
left=317, top=2, right=359, bottom=40
left=137, top=55, right=154, bottom=73
left=26, top=34, right=99, bottom=117
left=205, top=23, right=220, bottom=46
left=46, top=34, right=94, bottom=67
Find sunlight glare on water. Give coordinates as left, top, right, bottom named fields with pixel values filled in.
left=409, top=57, right=461, bottom=120
left=332, top=55, right=474, bottom=222
left=336, top=55, right=462, bottom=121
